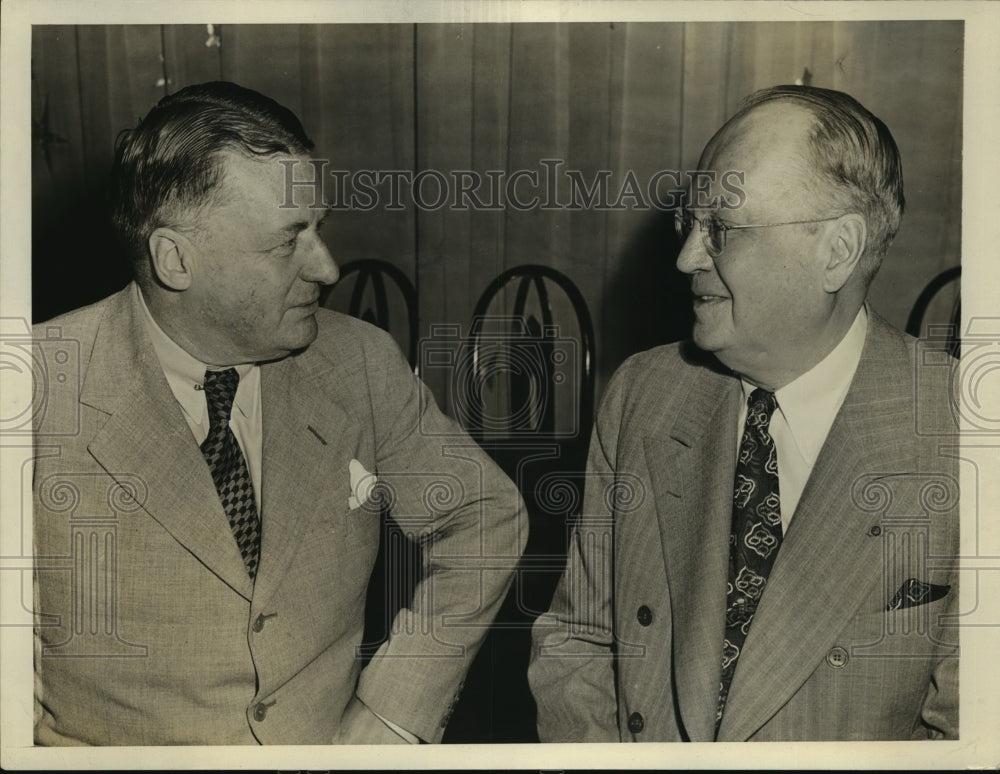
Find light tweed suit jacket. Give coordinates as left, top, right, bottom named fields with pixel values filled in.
left=529, top=311, right=959, bottom=741
left=33, top=284, right=525, bottom=745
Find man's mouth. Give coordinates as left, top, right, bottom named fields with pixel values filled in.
left=693, top=293, right=728, bottom=302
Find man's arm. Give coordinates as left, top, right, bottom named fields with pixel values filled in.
left=912, top=354, right=960, bottom=741
left=917, top=561, right=960, bottom=739
left=345, top=325, right=527, bottom=744
left=919, top=648, right=959, bottom=739
left=333, top=695, right=417, bottom=744
left=526, top=364, right=632, bottom=742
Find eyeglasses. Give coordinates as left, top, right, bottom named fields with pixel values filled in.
left=674, top=209, right=842, bottom=259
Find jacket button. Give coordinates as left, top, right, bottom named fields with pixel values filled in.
left=252, top=702, right=270, bottom=721
left=826, top=646, right=849, bottom=669
left=627, top=711, right=644, bottom=733
left=252, top=614, right=266, bottom=633
left=636, top=605, right=653, bottom=626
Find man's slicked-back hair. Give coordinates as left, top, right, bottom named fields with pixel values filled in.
left=737, top=85, right=905, bottom=283
left=109, top=81, right=314, bottom=274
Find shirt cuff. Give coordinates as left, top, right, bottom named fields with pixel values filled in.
left=370, top=707, right=421, bottom=744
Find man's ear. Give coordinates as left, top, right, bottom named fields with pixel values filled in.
left=822, top=213, right=867, bottom=293
left=148, top=227, right=194, bottom=291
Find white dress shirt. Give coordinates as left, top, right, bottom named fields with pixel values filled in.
left=736, top=306, right=868, bottom=535
left=136, top=284, right=264, bottom=511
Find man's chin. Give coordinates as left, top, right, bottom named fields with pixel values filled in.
left=289, top=315, right=320, bottom=351
left=260, top=317, right=319, bottom=362
left=691, top=321, right=724, bottom=353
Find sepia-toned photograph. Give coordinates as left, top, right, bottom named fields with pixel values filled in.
left=2, top=1, right=998, bottom=770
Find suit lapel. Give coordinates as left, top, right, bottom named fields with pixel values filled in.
left=644, top=354, right=741, bottom=742
left=718, top=313, right=917, bottom=741
left=83, top=287, right=254, bottom=600
left=250, top=341, right=363, bottom=610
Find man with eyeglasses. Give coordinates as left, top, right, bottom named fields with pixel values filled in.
left=529, top=85, right=959, bottom=742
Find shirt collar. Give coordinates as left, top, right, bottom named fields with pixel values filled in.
left=741, top=305, right=869, bottom=468
left=134, top=284, right=256, bottom=424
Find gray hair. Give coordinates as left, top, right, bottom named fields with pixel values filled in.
left=737, top=85, right=905, bottom=283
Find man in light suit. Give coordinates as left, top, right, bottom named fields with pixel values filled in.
left=32, top=81, right=525, bottom=745
left=529, top=85, right=959, bottom=741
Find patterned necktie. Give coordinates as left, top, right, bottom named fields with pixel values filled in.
left=201, top=368, right=261, bottom=580
left=716, top=388, right=782, bottom=734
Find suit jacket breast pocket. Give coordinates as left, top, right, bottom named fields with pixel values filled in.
left=849, top=581, right=955, bottom=661
left=885, top=578, right=950, bottom=612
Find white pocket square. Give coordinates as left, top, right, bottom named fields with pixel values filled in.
left=347, top=459, right=378, bottom=510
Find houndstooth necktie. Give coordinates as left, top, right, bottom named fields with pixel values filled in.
left=201, top=368, right=261, bottom=580
left=716, top=388, right=782, bottom=734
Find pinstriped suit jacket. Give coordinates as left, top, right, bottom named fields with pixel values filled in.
left=529, top=311, right=959, bottom=741
left=33, top=284, right=525, bottom=745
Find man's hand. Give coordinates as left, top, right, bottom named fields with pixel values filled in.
left=332, top=695, right=416, bottom=744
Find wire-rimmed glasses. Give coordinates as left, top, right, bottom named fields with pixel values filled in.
left=674, top=209, right=842, bottom=258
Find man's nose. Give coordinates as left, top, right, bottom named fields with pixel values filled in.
left=675, top=230, right=713, bottom=275
left=303, top=234, right=339, bottom=285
